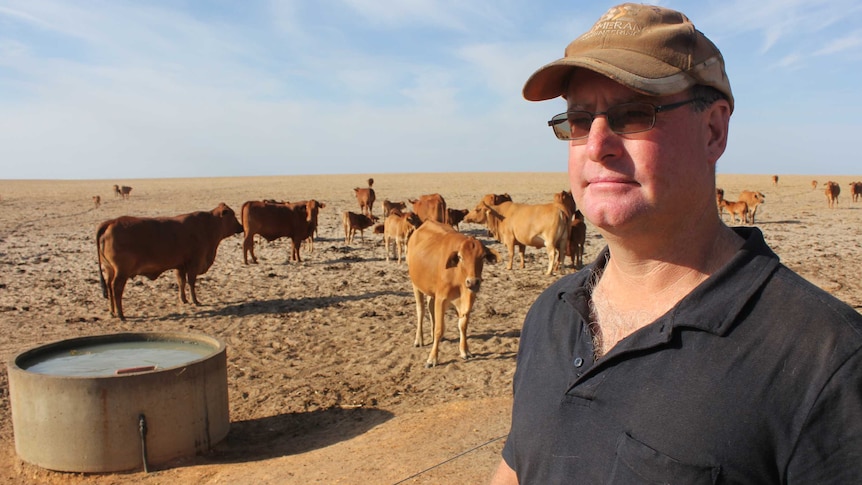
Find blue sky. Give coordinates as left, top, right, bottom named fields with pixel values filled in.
left=1, top=0, right=860, bottom=180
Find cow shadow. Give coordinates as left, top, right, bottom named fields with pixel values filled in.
left=180, top=290, right=413, bottom=319
left=163, top=406, right=394, bottom=469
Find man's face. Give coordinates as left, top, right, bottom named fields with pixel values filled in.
left=564, top=70, right=720, bottom=238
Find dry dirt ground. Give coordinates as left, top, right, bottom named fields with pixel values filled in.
left=0, top=173, right=860, bottom=484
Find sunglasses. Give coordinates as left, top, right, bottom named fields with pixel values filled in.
left=548, top=98, right=701, bottom=142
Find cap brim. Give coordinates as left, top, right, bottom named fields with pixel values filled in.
left=523, top=49, right=695, bottom=101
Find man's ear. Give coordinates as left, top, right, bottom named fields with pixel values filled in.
left=705, top=100, right=731, bottom=164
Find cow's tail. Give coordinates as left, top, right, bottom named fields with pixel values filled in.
left=96, top=221, right=109, bottom=298
left=240, top=201, right=251, bottom=236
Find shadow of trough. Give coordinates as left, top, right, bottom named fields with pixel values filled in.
left=193, top=406, right=394, bottom=466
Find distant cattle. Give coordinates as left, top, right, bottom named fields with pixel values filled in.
left=383, top=210, right=421, bottom=264
left=343, top=211, right=378, bottom=244
left=482, top=200, right=569, bottom=275
left=446, top=208, right=469, bottom=230
left=113, top=185, right=132, bottom=199
left=382, top=199, right=407, bottom=216
left=566, top=210, right=587, bottom=269
left=463, top=193, right=513, bottom=226
left=96, top=203, right=243, bottom=320
left=825, top=181, right=840, bottom=208
left=849, top=182, right=862, bottom=203
left=811, top=180, right=818, bottom=190
left=772, top=175, right=779, bottom=186
left=410, top=194, right=448, bottom=224
left=407, top=220, right=500, bottom=367
left=241, top=199, right=323, bottom=264
left=738, top=190, right=765, bottom=223
left=92, top=195, right=101, bottom=208
left=354, top=178, right=376, bottom=217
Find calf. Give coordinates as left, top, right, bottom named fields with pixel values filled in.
left=719, top=198, right=749, bottom=225
left=241, top=199, right=322, bottom=264
left=382, top=199, right=407, bottom=216
left=482, top=200, right=569, bottom=275
left=566, top=210, right=586, bottom=269
left=343, top=211, right=378, bottom=244
left=849, top=182, right=861, bottom=203
left=446, top=208, right=469, bottom=230
left=96, top=203, right=242, bottom=320
left=825, top=182, right=840, bottom=208
left=383, top=210, right=421, bottom=264
left=92, top=195, right=101, bottom=209
left=407, top=220, right=500, bottom=367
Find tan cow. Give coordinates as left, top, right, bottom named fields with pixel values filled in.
left=849, top=182, right=861, bottom=202
left=96, top=203, right=243, bottom=320
left=825, top=181, right=840, bottom=208
left=553, top=190, right=577, bottom=220
left=92, top=195, right=101, bottom=208
left=241, top=199, right=323, bottom=264
left=738, top=190, right=765, bottom=223
left=407, top=220, right=500, bottom=367
left=463, top=193, right=513, bottom=225
left=354, top=178, right=376, bottom=217
left=719, top=198, right=749, bottom=225
left=113, top=185, right=132, bottom=199
left=343, top=211, right=378, bottom=244
left=383, top=210, right=421, bottom=264
left=811, top=180, right=818, bottom=190
left=771, top=175, right=779, bottom=186
left=566, top=210, right=587, bottom=269
left=482, top=200, right=569, bottom=275
left=409, top=193, right=448, bottom=224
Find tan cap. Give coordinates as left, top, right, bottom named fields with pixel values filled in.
left=523, top=3, right=733, bottom=112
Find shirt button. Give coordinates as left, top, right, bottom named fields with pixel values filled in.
left=573, top=357, right=584, bottom=368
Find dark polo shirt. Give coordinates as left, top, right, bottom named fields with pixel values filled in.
left=502, top=227, right=862, bottom=484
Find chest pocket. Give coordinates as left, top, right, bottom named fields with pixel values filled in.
left=607, top=433, right=720, bottom=485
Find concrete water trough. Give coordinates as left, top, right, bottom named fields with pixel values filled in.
left=7, top=332, right=230, bottom=473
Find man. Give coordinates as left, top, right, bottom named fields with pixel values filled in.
left=491, top=4, right=862, bottom=484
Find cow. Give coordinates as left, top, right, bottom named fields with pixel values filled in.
left=382, top=199, right=407, bottom=216
left=446, top=208, right=469, bottom=230
left=354, top=178, right=376, bottom=217
left=463, top=193, right=513, bottom=225
left=407, top=220, right=500, bottom=367
left=719, top=198, right=749, bottom=224
left=811, top=180, right=818, bottom=190
left=849, top=182, right=862, bottom=203
left=738, top=190, right=765, bottom=223
left=293, top=200, right=325, bottom=255
left=409, top=193, right=448, bottom=224
left=343, top=211, right=378, bottom=244
left=92, top=195, right=101, bottom=208
left=241, top=199, right=322, bottom=264
left=482, top=200, right=569, bottom=275
left=113, top=185, right=132, bottom=199
left=716, top=188, right=726, bottom=218
left=825, top=181, right=840, bottom=208
left=383, top=210, right=421, bottom=264
left=96, top=203, right=243, bottom=321
left=771, top=175, right=779, bottom=186
left=566, top=210, right=587, bottom=269
left=553, top=190, right=577, bottom=220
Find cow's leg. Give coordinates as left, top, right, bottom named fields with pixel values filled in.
left=188, top=273, right=201, bottom=305
left=426, top=296, right=446, bottom=367
left=176, top=269, right=189, bottom=304
left=456, top=297, right=475, bottom=360
left=112, top=274, right=128, bottom=321
left=385, top=235, right=391, bottom=262
left=242, top=234, right=256, bottom=264
left=505, top=242, right=515, bottom=270
left=517, top=244, right=526, bottom=269
left=413, top=287, right=426, bottom=347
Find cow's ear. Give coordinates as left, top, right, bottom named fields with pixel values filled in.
left=484, top=246, right=501, bottom=264
left=445, top=252, right=460, bottom=268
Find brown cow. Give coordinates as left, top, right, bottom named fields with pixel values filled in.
left=566, top=210, right=587, bottom=269
left=771, top=175, right=779, bottom=186
left=354, top=178, right=376, bottom=217
left=382, top=199, right=407, bottom=216
left=383, top=210, right=421, bottom=264
left=92, top=195, right=101, bottom=208
left=96, top=203, right=242, bottom=320
left=343, top=211, right=378, bottom=244
left=738, top=190, right=765, bottom=224
left=241, top=199, right=322, bottom=264
left=482, top=200, right=569, bottom=275
left=716, top=188, right=726, bottom=217
left=407, top=220, right=500, bottom=367
left=811, top=180, right=818, bottom=190
left=293, top=200, right=325, bottom=255
left=719, top=198, right=749, bottom=224
left=825, top=181, right=840, bottom=208
left=446, top=208, right=469, bottom=230
left=410, top=193, right=448, bottom=224
left=463, top=193, right=512, bottom=225
left=113, top=185, right=132, bottom=199
left=849, top=182, right=861, bottom=202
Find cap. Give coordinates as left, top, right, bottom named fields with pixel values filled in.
left=523, top=3, right=734, bottom=112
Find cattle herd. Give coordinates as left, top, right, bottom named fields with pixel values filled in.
left=92, top=175, right=861, bottom=366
